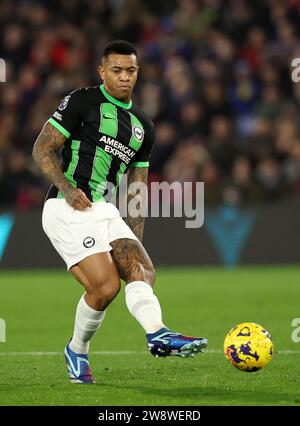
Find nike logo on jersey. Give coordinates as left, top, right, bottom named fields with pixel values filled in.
left=103, top=114, right=114, bottom=119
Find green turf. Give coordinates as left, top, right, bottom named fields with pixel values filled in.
left=0, top=266, right=300, bottom=406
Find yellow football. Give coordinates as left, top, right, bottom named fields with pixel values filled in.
left=224, top=322, right=274, bottom=372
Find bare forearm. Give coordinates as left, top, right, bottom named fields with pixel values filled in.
left=33, top=122, right=92, bottom=210
left=33, top=147, right=72, bottom=193
left=32, top=123, right=72, bottom=193
left=125, top=211, right=145, bottom=241
left=125, top=167, right=148, bottom=241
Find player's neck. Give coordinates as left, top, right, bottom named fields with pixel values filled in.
left=103, top=83, right=131, bottom=104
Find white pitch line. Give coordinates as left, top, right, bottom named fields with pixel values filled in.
left=0, top=349, right=299, bottom=356
left=0, top=351, right=140, bottom=356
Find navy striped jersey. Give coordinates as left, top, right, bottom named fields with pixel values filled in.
left=46, top=84, right=155, bottom=202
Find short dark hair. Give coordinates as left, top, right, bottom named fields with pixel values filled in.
left=102, top=40, right=137, bottom=59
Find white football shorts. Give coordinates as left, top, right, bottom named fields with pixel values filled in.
left=42, top=198, right=138, bottom=270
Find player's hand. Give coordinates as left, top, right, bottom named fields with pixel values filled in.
left=64, top=187, right=92, bottom=210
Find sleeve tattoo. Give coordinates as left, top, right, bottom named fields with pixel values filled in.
left=32, top=122, right=72, bottom=195
left=125, top=167, right=149, bottom=241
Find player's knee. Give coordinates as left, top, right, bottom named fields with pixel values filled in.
left=99, top=281, right=121, bottom=305
left=89, top=277, right=120, bottom=307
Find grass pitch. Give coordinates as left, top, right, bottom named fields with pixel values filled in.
left=0, top=266, right=300, bottom=406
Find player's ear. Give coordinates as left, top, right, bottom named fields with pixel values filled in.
left=98, top=64, right=105, bottom=82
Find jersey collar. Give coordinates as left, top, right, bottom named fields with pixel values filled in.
left=100, top=84, right=132, bottom=109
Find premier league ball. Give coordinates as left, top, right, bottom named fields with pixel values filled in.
left=224, top=322, right=274, bottom=372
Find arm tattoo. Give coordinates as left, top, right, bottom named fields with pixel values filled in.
left=32, top=122, right=72, bottom=194
left=125, top=167, right=148, bottom=241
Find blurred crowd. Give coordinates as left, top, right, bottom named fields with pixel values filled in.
left=1, top=0, right=300, bottom=210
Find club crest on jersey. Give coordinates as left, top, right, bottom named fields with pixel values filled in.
left=58, top=95, right=71, bottom=111
left=133, top=125, right=144, bottom=143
